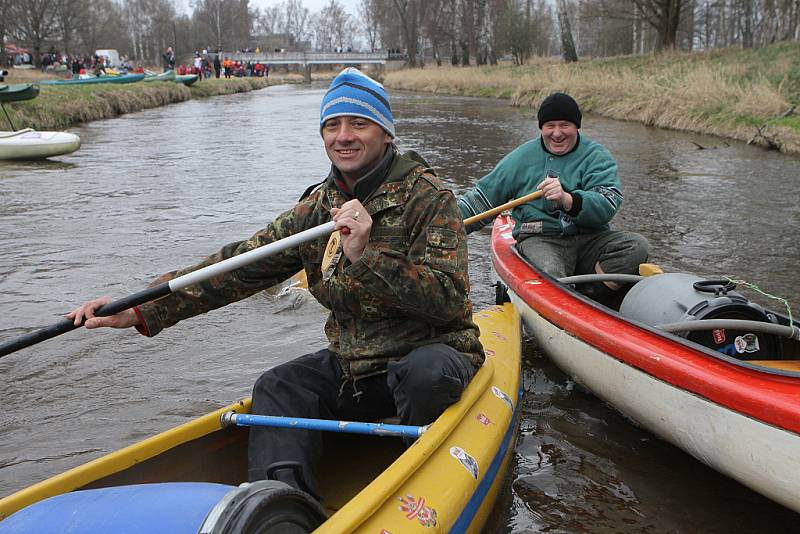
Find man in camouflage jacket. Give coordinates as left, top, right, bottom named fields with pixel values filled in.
left=69, top=68, right=483, bottom=498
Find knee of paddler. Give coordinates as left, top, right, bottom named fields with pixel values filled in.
left=265, top=461, right=321, bottom=502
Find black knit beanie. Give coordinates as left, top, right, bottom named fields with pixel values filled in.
left=537, top=92, right=582, bottom=128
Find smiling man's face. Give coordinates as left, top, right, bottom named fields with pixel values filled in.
left=541, top=120, right=578, bottom=155
left=322, top=116, right=392, bottom=182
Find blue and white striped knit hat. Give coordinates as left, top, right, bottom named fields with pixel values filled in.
left=320, top=68, right=395, bottom=138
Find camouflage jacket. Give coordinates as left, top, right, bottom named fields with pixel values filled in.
left=136, top=150, right=484, bottom=380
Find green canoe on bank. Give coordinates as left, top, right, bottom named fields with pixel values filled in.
left=38, top=73, right=146, bottom=86
left=144, top=70, right=177, bottom=82
left=175, top=74, right=198, bottom=86
left=0, top=83, right=40, bottom=103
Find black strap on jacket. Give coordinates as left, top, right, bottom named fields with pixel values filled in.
left=298, top=178, right=327, bottom=201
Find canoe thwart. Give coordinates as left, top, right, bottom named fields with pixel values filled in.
left=558, top=273, right=644, bottom=285
left=221, top=412, right=428, bottom=439
left=656, top=319, right=800, bottom=341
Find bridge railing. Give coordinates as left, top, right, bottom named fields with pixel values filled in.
left=224, top=52, right=391, bottom=64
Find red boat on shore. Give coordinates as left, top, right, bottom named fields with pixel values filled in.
left=491, top=214, right=800, bottom=513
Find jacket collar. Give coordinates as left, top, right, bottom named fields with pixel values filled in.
left=328, top=145, right=395, bottom=202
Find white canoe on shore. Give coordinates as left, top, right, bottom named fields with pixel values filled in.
left=0, top=129, right=80, bottom=160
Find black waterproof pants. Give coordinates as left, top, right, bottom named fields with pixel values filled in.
left=247, top=344, right=476, bottom=493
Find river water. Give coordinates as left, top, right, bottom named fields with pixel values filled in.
left=1, top=83, right=798, bottom=531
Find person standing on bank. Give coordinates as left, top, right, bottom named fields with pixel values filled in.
left=458, top=92, right=649, bottom=300
left=163, top=46, right=175, bottom=72
left=213, top=53, right=221, bottom=78
left=67, top=68, right=484, bottom=499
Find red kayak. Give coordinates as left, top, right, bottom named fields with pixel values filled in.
left=491, top=214, right=800, bottom=513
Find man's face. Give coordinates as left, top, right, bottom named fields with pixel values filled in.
left=322, top=116, right=392, bottom=181
left=541, top=120, right=578, bottom=155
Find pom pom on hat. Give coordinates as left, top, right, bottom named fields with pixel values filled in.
left=320, top=68, right=395, bottom=137
left=537, top=92, right=582, bottom=129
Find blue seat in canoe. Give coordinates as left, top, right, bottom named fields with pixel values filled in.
left=0, top=482, right=234, bottom=533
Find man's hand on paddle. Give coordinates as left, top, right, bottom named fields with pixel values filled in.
left=538, top=176, right=573, bottom=211
left=331, top=199, right=372, bottom=264
left=67, top=297, right=140, bottom=329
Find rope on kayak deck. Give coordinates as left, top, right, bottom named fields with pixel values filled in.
left=724, top=276, right=793, bottom=324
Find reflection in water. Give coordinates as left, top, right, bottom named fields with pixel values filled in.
left=0, top=159, right=79, bottom=172
left=0, top=85, right=798, bottom=530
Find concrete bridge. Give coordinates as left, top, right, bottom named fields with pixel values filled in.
left=223, top=52, right=395, bottom=82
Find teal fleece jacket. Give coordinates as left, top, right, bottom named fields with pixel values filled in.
left=459, top=135, right=623, bottom=240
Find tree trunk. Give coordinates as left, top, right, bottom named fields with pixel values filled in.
left=740, top=0, right=753, bottom=48
left=556, top=0, right=578, bottom=62
left=450, top=39, right=459, bottom=65
left=392, top=0, right=419, bottom=68
left=0, top=23, right=5, bottom=68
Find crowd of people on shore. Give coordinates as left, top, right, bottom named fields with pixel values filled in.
left=167, top=48, right=270, bottom=81
left=34, top=50, right=132, bottom=77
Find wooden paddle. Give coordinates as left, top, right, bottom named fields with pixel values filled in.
left=463, top=189, right=542, bottom=226
left=0, top=189, right=542, bottom=357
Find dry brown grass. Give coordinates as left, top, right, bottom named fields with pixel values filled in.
left=2, top=67, right=64, bottom=84
left=385, top=43, right=799, bottom=152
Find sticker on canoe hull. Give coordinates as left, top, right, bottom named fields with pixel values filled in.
left=712, top=329, right=726, bottom=344
left=735, top=333, right=760, bottom=353
left=492, top=385, right=514, bottom=411
left=450, top=446, right=479, bottom=479
left=398, top=495, right=437, bottom=527
left=477, top=413, right=493, bottom=425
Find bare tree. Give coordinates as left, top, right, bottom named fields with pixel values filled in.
left=577, top=0, right=637, bottom=56
left=631, top=0, right=691, bottom=49
left=193, top=0, right=225, bottom=52
left=55, top=0, right=89, bottom=57
left=282, top=0, right=311, bottom=45
left=421, top=0, right=458, bottom=65
left=257, top=5, right=284, bottom=35
left=359, top=0, right=385, bottom=51
left=9, top=0, right=58, bottom=66
left=557, top=0, right=579, bottom=61
left=496, top=0, right=555, bottom=65
left=480, top=0, right=506, bottom=65
left=77, top=0, right=127, bottom=57
left=191, top=0, right=253, bottom=53
left=391, top=0, right=427, bottom=67
left=0, top=0, right=13, bottom=67
left=312, top=0, right=354, bottom=51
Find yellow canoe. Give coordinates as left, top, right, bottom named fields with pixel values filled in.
left=0, top=303, right=521, bottom=533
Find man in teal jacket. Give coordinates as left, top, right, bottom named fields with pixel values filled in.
left=459, top=92, right=649, bottom=298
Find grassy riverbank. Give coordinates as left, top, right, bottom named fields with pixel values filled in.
left=385, top=41, right=800, bottom=153
left=1, top=72, right=300, bottom=131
